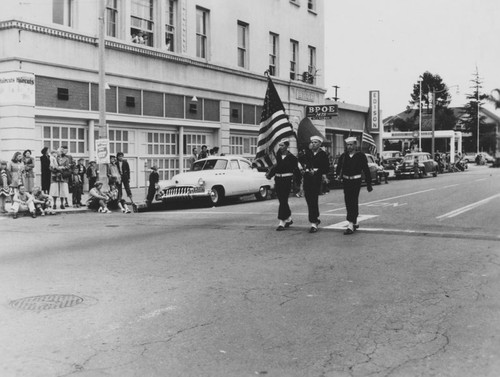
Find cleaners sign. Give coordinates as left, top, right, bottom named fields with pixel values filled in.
left=306, top=104, right=338, bottom=119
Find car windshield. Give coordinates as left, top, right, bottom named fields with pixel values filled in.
left=192, top=159, right=228, bottom=171
left=403, top=155, right=418, bottom=162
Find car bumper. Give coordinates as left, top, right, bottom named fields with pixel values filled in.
left=158, top=187, right=209, bottom=201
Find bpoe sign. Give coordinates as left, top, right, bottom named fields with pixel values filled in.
left=306, top=104, right=338, bottom=119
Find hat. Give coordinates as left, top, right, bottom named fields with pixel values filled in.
left=310, top=135, right=323, bottom=142
left=345, top=136, right=357, bottom=143
left=94, top=181, right=103, bottom=187
left=150, top=165, right=158, bottom=171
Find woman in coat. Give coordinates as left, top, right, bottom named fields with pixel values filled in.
left=40, top=147, right=52, bottom=194
left=22, top=149, right=35, bottom=193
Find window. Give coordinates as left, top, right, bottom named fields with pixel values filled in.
left=290, top=40, right=299, bottom=80
left=308, top=0, right=316, bottom=11
left=307, top=45, right=316, bottom=84
left=165, top=0, right=177, bottom=51
left=109, top=130, right=129, bottom=155
left=147, top=132, right=177, bottom=155
left=269, top=33, right=279, bottom=76
left=230, top=136, right=257, bottom=156
left=53, top=0, right=73, bottom=26
left=196, top=7, right=209, bottom=59
left=131, top=0, right=154, bottom=47
left=43, top=125, right=85, bottom=154
left=145, top=158, right=179, bottom=180
left=237, top=21, right=248, bottom=68
left=106, top=0, right=119, bottom=37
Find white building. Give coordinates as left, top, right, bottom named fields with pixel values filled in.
left=0, top=0, right=325, bottom=188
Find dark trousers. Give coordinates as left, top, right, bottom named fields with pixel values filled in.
left=119, top=179, right=132, bottom=200
left=275, top=176, right=292, bottom=220
left=89, top=177, right=97, bottom=191
left=303, top=175, right=321, bottom=223
left=343, top=179, right=362, bottom=223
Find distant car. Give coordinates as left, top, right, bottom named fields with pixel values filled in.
left=329, top=153, right=385, bottom=187
left=477, top=152, right=495, bottom=163
left=461, top=152, right=477, bottom=163
left=156, top=156, right=274, bottom=206
left=381, top=150, right=403, bottom=160
left=381, top=154, right=403, bottom=178
left=394, top=152, right=439, bottom=179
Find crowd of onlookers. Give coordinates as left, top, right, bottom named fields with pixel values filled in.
left=0, top=147, right=134, bottom=219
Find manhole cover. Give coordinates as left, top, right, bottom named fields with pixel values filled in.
left=9, top=294, right=84, bottom=311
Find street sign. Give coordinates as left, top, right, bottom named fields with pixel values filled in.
left=306, top=104, right=338, bottom=119
left=96, top=138, right=110, bottom=164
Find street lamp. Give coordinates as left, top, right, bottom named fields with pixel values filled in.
left=429, top=85, right=459, bottom=158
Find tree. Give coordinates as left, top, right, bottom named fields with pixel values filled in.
left=409, top=71, right=450, bottom=113
left=461, top=68, right=489, bottom=152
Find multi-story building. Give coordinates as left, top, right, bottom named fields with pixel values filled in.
left=0, top=0, right=325, bottom=188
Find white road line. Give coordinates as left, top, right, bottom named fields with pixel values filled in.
left=474, top=178, right=488, bottom=182
left=325, top=188, right=436, bottom=212
left=436, top=193, right=500, bottom=219
left=325, top=215, right=379, bottom=229
left=441, top=184, right=459, bottom=189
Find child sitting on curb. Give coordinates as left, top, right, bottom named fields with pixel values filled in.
left=11, top=184, right=36, bottom=219
left=106, top=183, right=131, bottom=213
left=87, top=181, right=110, bottom=213
left=32, top=186, right=55, bottom=216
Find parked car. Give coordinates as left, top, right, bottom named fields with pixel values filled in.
left=394, top=152, right=439, bottom=178
left=461, top=152, right=477, bottom=163
left=381, top=153, right=403, bottom=178
left=156, top=156, right=274, bottom=206
left=329, top=153, right=385, bottom=187
left=477, top=152, right=495, bottom=163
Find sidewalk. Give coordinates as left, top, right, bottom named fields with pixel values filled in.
left=1, top=186, right=149, bottom=217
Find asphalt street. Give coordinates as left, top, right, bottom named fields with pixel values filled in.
left=1, top=164, right=499, bottom=377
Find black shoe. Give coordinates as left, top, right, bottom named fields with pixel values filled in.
left=276, top=225, right=285, bottom=231
left=309, top=226, right=318, bottom=233
left=60, top=204, right=65, bottom=210
left=53, top=204, right=57, bottom=210
left=344, top=228, right=354, bottom=235
left=284, top=220, right=293, bottom=228
left=31, top=212, right=36, bottom=218
left=13, top=213, right=18, bottom=219
left=354, top=224, right=359, bottom=231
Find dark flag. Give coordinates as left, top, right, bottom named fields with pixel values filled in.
left=254, top=75, right=296, bottom=168
left=362, top=129, right=377, bottom=155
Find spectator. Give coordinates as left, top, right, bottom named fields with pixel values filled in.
left=146, top=165, right=159, bottom=207
left=107, top=155, right=121, bottom=187
left=107, top=183, right=131, bottom=213
left=87, top=181, right=110, bottom=213
left=7, top=151, right=24, bottom=199
left=188, top=147, right=198, bottom=170
left=31, top=186, right=54, bottom=216
left=76, top=158, right=86, bottom=191
left=40, top=147, right=51, bottom=194
left=11, top=184, right=36, bottom=219
left=49, top=147, right=71, bottom=210
left=198, top=145, right=209, bottom=159
left=0, top=160, right=12, bottom=213
left=86, top=161, right=99, bottom=190
left=69, top=166, right=83, bottom=208
left=116, top=152, right=133, bottom=203
left=22, top=149, right=35, bottom=193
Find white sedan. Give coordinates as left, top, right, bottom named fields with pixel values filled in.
left=156, top=156, right=274, bottom=206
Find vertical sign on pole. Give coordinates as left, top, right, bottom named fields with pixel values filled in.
left=369, top=91, right=380, bottom=132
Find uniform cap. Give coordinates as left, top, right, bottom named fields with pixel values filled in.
left=310, top=135, right=323, bottom=142
left=345, top=136, right=357, bottom=143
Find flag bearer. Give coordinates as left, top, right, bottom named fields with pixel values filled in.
left=267, top=139, right=297, bottom=231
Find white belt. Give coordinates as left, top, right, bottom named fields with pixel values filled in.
left=343, top=174, right=362, bottom=180
left=275, top=173, right=293, bottom=177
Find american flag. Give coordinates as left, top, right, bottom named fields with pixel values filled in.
left=254, top=76, right=296, bottom=168
left=362, top=130, right=378, bottom=155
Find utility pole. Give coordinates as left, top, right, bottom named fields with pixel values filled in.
left=418, top=80, right=422, bottom=152
left=98, top=0, right=108, bottom=189
left=331, top=85, right=340, bottom=102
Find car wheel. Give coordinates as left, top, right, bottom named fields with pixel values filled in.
left=255, top=186, right=269, bottom=201
left=209, top=186, right=224, bottom=206
left=433, top=169, right=438, bottom=177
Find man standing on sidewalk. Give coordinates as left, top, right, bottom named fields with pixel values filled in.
left=116, top=152, right=133, bottom=203
left=336, top=136, right=373, bottom=235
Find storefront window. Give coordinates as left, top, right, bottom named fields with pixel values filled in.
left=42, top=125, right=85, bottom=154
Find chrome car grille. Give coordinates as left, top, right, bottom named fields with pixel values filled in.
left=163, top=186, right=195, bottom=197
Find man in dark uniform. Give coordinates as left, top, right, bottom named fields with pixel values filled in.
left=299, top=135, right=330, bottom=233
left=266, top=139, right=298, bottom=231
left=117, top=152, right=133, bottom=203
left=336, top=136, right=373, bottom=235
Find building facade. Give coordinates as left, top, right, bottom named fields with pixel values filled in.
left=0, top=0, right=325, bottom=188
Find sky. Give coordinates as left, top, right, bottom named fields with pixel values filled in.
left=324, top=0, right=500, bottom=118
